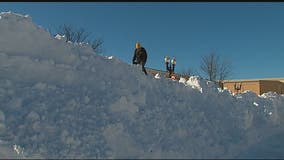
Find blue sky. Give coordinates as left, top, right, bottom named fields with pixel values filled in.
left=1, top=2, right=284, bottom=79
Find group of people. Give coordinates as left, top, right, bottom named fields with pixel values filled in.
left=132, top=42, right=176, bottom=79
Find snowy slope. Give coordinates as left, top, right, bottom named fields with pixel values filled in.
left=1, top=11, right=284, bottom=158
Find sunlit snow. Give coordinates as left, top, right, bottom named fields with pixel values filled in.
left=0, top=12, right=284, bottom=159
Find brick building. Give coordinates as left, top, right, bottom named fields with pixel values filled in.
left=221, top=78, right=284, bottom=95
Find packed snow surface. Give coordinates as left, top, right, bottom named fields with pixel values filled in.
left=1, top=12, right=284, bottom=158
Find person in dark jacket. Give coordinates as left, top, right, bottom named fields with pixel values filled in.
left=132, top=42, right=148, bottom=75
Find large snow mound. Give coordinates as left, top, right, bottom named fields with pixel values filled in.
left=1, top=11, right=284, bottom=158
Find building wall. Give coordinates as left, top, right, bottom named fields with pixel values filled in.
left=222, top=80, right=284, bottom=95
left=222, top=81, right=260, bottom=95
left=260, top=80, right=284, bottom=95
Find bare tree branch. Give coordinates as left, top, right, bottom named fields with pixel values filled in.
left=200, top=52, right=232, bottom=81
left=90, top=38, right=104, bottom=54
left=56, top=24, right=104, bottom=54
left=219, top=60, right=232, bottom=80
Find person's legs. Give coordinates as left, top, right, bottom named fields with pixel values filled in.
left=141, top=61, right=147, bottom=75
left=142, top=65, right=147, bottom=75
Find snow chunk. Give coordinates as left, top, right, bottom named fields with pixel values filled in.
left=54, top=34, right=66, bottom=42
left=253, top=102, right=259, bottom=106
left=13, top=144, right=25, bottom=157
left=154, top=73, right=161, bottom=79
left=179, top=77, right=186, bottom=84
left=261, top=91, right=279, bottom=98
left=186, top=76, right=203, bottom=92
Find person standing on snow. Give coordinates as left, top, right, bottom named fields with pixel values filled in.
left=132, top=41, right=148, bottom=75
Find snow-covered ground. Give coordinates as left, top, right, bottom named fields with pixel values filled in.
left=1, top=11, right=284, bottom=158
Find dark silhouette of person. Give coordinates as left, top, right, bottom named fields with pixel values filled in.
left=132, top=42, right=147, bottom=75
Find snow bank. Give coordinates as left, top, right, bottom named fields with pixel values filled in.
left=1, top=12, right=284, bottom=158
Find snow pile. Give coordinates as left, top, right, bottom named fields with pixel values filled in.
left=1, top=12, right=284, bottom=159
left=54, top=34, right=67, bottom=42
left=181, top=75, right=220, bottom=93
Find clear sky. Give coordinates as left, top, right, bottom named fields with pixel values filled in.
left=1, top=2, right=284, bottom=80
